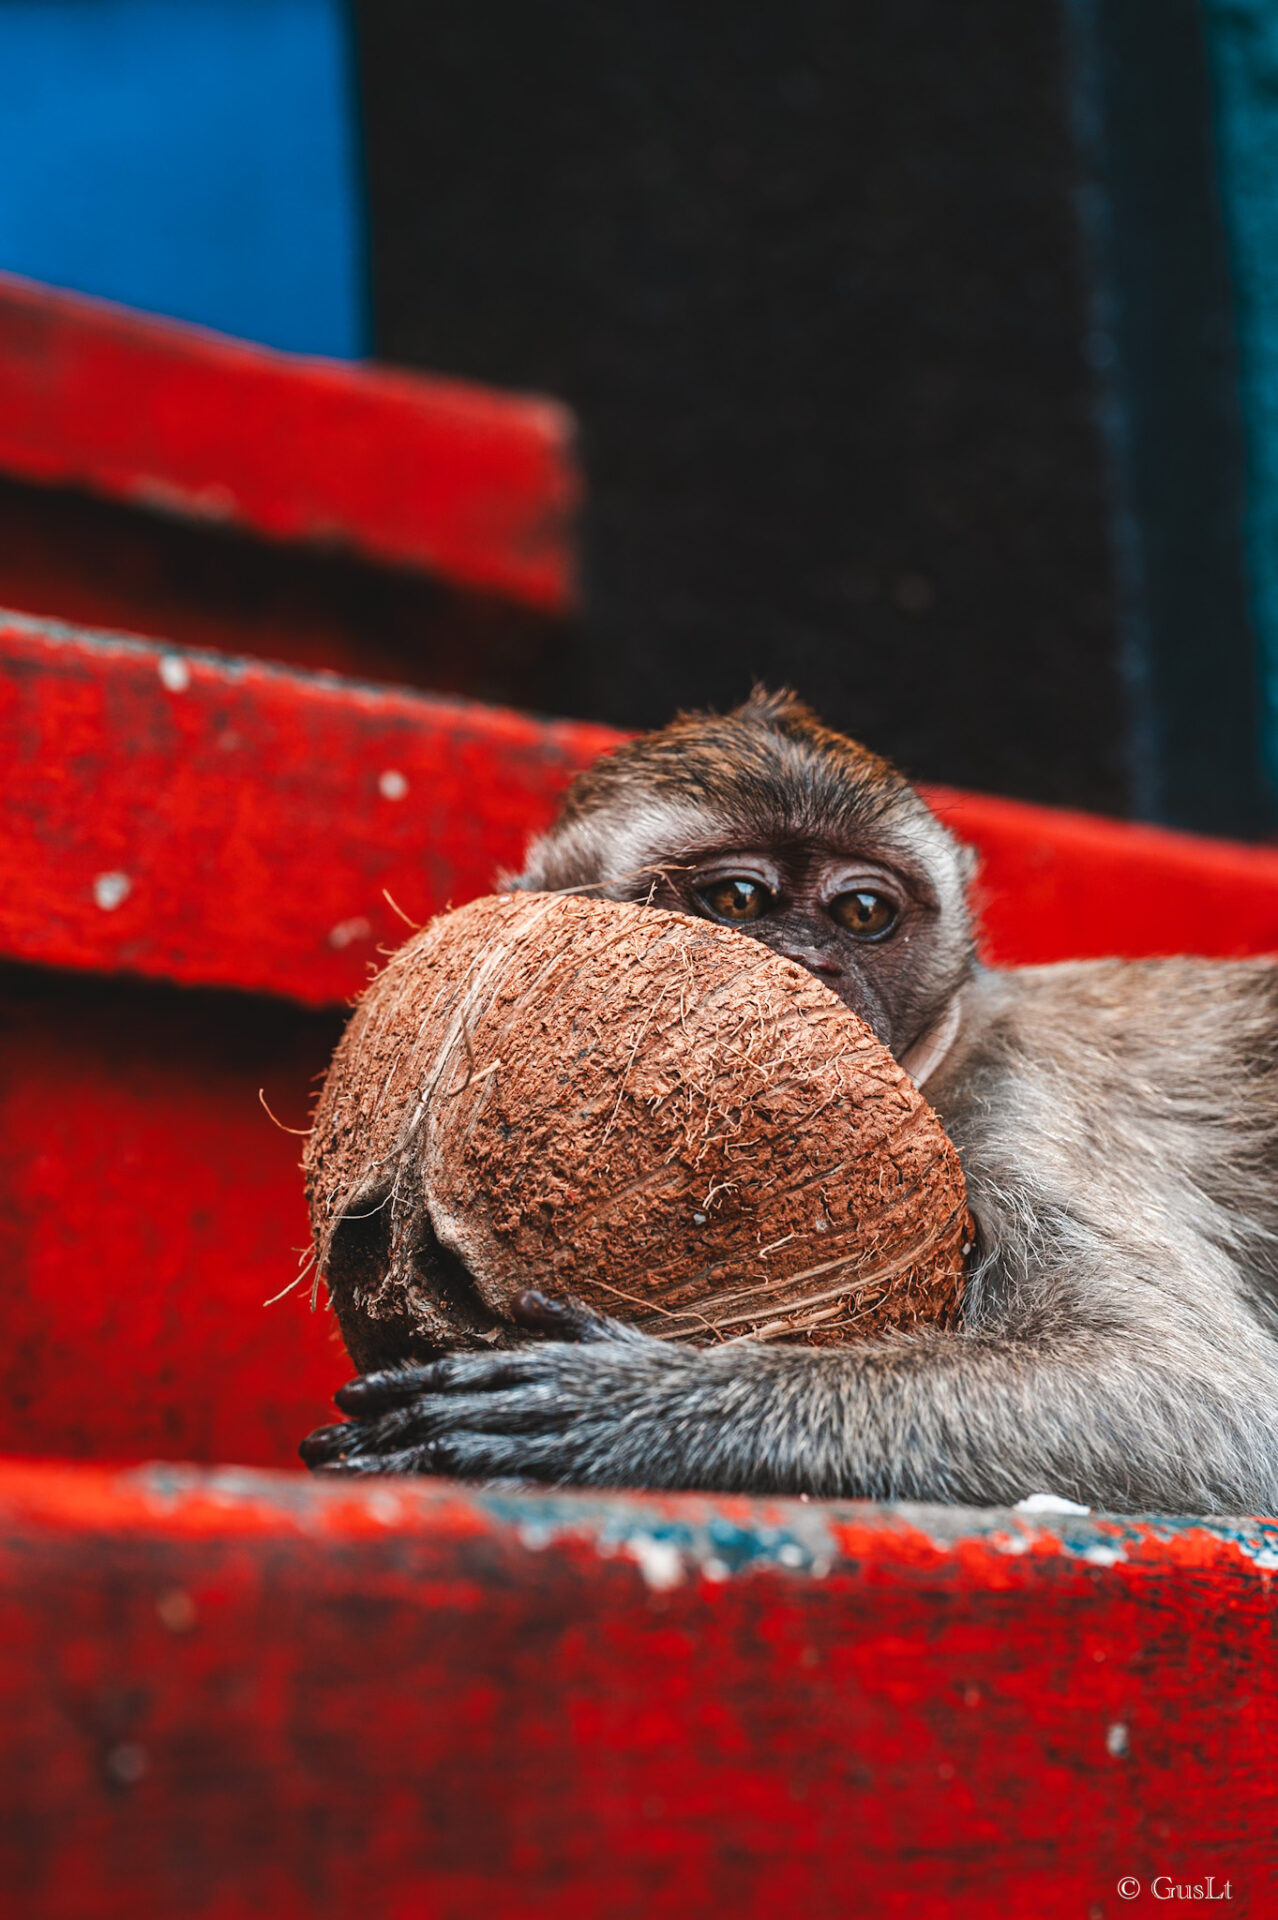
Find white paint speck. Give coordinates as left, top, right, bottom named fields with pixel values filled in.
left=155, top=1587, right=197, bottom=1633
left=93, top=871, right=131, bottom=912
left=158, top=654, right=191, bottom=693
left=777, top=1543, right=805, bottom=1568
left=701, top=1557, right=731, bottom=1583
left=105, top=1742, right=149, bottom=1785
left=1106, top=1721, right=1130, bottom=1758
left=813, top=1216, right=829, bottom=1233
left=132, top=475, right=235, bottom=521
left=328, top=916, right=373, bottom=950
left=379, top=768, right=409, bottom=801
left=1015, top=1492, right=1091, bottom=1515
left=692, top=1212, right=707, bottom=1227
left=1083, top=1544, right=1125, bottom=1567
left=627, top=1536, right=684, bottom=1591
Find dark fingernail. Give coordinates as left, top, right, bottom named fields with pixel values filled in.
left=299, top=1424, right=348, bottom=1465
left=334, top=1377, right=374, bottom=1412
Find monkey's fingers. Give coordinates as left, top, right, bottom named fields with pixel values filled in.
left=301, top=1389, right=574, bottom=1478
left=299, top=1420, right=358, bottom=1467
left=511, top=1289, right=635, bottom=1344
left=300, top=1400, right=441, bottom=1465
left=315, top=1429, right=571, bottom=1483
left=331, top=1301, right=637, bottom=1429
left=334, top=1351, right=549, bottom=1419
left=314, top=1445, right=444, bottom=1477
left=334, top=1363, right=437, bottom=1414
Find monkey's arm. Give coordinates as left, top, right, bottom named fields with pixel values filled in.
left=300, top=1291, right=1278, bottom=1515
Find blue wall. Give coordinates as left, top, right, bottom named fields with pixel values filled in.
left=0, top=0, right=365, bottom=356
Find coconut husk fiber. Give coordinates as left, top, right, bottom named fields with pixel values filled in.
left=305, top=893, right=972, bottom=1370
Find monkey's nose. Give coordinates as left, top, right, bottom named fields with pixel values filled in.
left=780, top=945, right=842, bottom=978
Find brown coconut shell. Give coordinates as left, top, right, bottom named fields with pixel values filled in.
left=305, top=893, right=972, bottom=1371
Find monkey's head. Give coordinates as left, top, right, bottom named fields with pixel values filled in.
left=511, top=689, right=976, bottom=1080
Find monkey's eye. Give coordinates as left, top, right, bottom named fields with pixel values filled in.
left=695, top=877, right=775, bottom=924
left=830, top=890, right=897, bottom=939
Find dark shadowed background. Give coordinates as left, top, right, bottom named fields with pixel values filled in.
left=353, top=0, right=1272, bottom=833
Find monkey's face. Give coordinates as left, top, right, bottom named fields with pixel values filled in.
left=510, top=690, right=976, bottom=1070
left=645, top=841, right=938, bottom=1056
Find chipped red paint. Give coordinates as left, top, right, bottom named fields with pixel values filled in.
left=0, top=271, right=579, bottom=612
left=0, top=1461, right=1272, bottom=1920
left=0, top=611, right=618, bottom=1006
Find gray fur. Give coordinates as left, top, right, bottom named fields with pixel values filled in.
left=303, top=693, right=1278, bottom=1514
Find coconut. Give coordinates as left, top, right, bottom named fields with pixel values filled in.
left=305, top=893, right=972, bottom=1370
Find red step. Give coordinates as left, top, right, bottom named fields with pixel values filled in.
left=0, top=609, right=615, bottom=1006
left=1, top=1461, right=1272, bottom=1920
left=0, top=271, right=578, bottom=613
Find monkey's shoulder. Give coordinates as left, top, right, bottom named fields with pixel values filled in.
left=970, top=954, right=1277, bottom=1050
left=932, top=958, right=1278, bottom=1342
left=936, top=954, right=1278, bottom=1132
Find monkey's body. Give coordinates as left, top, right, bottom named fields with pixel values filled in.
left=922, top=957, right=1278, bottom=1509
left=303, top=695, right=1278, bottom=1514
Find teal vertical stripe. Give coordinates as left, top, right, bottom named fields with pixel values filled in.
left=0, top=0, right=365, bottom=357
left=1203, top=0, right=1278, bottom=787
left=1059, top=0, right=1268, bottom=833
left=1061, top=0, right=1161, bottom=820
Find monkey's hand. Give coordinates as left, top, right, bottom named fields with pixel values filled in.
left=299, top=1290, right=766, bottom=1488
left=301, top=1287, right=1278, bottom=1511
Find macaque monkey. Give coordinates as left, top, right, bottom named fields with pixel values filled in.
left=302, top=690, right=1278, bottom=1514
